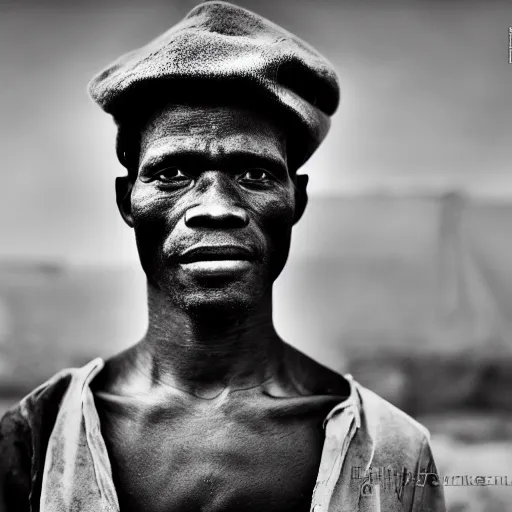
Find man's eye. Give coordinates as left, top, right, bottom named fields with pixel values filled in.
left=240, top=169, right=270, bottom=182
left=155, top=167, right=190, bottom=182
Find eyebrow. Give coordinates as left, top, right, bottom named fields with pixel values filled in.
left=139, top=149, right=288, bottom=175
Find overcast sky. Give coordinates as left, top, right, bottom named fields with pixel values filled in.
left=1, top=0, right=511, bottom=264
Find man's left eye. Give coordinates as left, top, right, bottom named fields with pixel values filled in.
left=155, top=167, right=190, bottom=182
left=240, top=169, right=270, bottom=182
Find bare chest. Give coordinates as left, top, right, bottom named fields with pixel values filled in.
left=97, top=399, right=333, bottom=512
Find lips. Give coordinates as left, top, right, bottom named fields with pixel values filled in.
left=178, top=245, right=256, bottom=263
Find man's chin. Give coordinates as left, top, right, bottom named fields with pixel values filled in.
left=148, top=262, right=270, bottom=313
left=174, top=289, right=263, bottom=317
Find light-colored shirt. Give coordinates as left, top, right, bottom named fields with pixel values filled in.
left=0, top=358, right=446, bottom=512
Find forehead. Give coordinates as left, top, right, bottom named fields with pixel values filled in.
left=138, top=102, right=287, bottom=168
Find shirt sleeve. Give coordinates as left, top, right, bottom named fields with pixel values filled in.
left=0, top=406, right=32, bottom=512
left=410, top=435, right=446, bottom=512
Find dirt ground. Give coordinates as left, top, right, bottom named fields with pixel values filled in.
left=424, top=413, right=512, bottom=512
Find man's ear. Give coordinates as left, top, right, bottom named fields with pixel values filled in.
left=115, top=175, right=134, bottom=227
left=293, top=173, right=309, bottom=224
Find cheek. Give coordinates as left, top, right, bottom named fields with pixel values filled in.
left=260, top=187, right=296, bottom=234
left=130, top=183, right=182, bottom=231
left=130, top=184, right=181, bottom=267
left=131, top=183, right=165, bottom=220
left=255, top=188, right=296, bottom=266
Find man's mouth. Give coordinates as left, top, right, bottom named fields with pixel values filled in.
left=178, top=245, right=256, bottom=263
left=177, top=245, right=257, bottom=275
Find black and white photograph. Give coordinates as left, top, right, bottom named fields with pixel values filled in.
left=0, top=1, right=511, bottom=511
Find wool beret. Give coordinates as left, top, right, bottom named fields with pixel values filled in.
left=88, top=1, right=340, bottom=170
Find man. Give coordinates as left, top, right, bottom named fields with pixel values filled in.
left=0, top=2, right=446, bottom=511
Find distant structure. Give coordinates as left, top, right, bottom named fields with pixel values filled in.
left=436, top=191, right=505, bottom=350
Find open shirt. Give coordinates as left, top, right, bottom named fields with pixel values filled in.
left=0, top=358, right=446, bottom=512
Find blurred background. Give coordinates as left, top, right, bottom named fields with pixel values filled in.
left=1, top=0, right=512, bottom=509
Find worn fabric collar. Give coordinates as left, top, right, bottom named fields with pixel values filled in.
left=37, top=357, right=369, bottom=512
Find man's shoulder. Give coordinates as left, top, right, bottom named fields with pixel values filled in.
left=0, top=359, right=104, bottom=512
left=1, top=358, right=104, bottom=428
left=352, top=380, right=432, bottom=467
left=356, top=382, right=430, bottom=440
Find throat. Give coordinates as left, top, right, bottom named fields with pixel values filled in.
left=129, top=284, right=285, bottom=397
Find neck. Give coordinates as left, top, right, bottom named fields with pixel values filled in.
left=132, top=283, right=285, bottom=398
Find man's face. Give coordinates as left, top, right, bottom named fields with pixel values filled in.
left=117, top=102, right=307, bottom=313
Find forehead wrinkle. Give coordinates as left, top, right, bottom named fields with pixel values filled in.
left=145, top=103, right=279, bottom=136
left=140, top=133, right=287, bottom=171
left=139, top=103, right=287, bottom=159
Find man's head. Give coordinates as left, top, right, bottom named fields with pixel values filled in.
left=88, top=1, right=339, bottom=314
left=116, top=99, right=308, bottom=313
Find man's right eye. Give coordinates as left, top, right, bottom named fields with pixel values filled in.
left=155, top=167, right=190, bottom=183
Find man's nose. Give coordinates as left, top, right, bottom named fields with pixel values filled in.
left=184, top=173, right=250, bottom=229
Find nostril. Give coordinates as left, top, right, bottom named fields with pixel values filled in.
left=184, top=205, right=249, bottom=228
